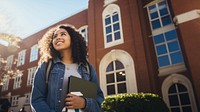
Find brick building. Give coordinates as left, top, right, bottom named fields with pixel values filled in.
left=0, top=0, right=199, bottom=112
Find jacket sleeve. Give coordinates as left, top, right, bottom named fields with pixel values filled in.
left=83, top=65, right=104, bottom=112
left=30, top=63, right=55, bottom=112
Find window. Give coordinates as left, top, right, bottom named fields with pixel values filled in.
left=103, top=4, right=124, bottom=48
left=6, top=55, right=14, bottom=69
left=148, top=1, right=172, bottom=30
left=146, top=0, right=185, bottom=75
left=1, top=79, right=9, bottom=91
left=153, top=29, right=184, bottom=67
left=17, top=50, right=26, bottom=66
left=27, top=66, right=37, bottom=86
left=168, top=83, right=192, bottom=112
left=30, top=44, right=38, bottom=62
left=13, top=76, right=22, bottom=89
left=24, top=93, right=31, bottom=104
left=100, top=50, right=138, bottom=96
left=78, top=26, right=88, bottom=45
left=106, top=60, right=127, bottom=95
left=11, top=95, right=19, bottom=106
left=162, top=74, right=198, bottom=112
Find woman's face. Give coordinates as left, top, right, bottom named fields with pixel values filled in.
left=52, top=28, right=71, bottom=51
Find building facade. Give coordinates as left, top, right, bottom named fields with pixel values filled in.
left=0, top=0, right=199, bottom=112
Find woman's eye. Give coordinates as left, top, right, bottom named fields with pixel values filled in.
left=61, top=33, right=66, bottom=36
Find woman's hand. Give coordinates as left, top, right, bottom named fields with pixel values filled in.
left=65, top=93, right=86, bottom=109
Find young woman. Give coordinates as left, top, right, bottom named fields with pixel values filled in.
left=31, top=24, right=104, bottom=112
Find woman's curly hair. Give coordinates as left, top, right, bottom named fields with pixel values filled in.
left=38, top=24, right=88, bottom=65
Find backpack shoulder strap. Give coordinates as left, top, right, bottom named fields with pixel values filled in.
left=45, top=60, right=52, bottom=85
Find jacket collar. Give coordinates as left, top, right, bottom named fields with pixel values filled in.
left=52, top=57, right=87, bottom=67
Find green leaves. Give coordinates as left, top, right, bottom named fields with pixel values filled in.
left=102, top=93, right=169, bottom=112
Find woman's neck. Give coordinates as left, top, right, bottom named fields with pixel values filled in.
left=60, top=49, right=73, bottom=64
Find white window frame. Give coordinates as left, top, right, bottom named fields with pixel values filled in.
left=99, top=49, right=137, bottom=96
left=17, top=50, right=26, bottom=66
left=102, top=4, right=124, bottom=48
left=146, top=0, right=186, bottom=76
left=24, top=93, right=31, bottom=104
left=1, top=79, right=9, bottom=91
left=6, top=55, right=14, bottom=70
left=78, top=25, right=88, bottom=45
left=27, top=66, right=37, bottom=86
left=13, top=75, right=22, bottom=89
left=11, top=95, right=19, bottom=106
left=30, top=44, right=38, bottom=62
left=162, top=74, right=198, bottom=112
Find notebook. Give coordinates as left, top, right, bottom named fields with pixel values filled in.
left=67, top=76, right=97, bottom=99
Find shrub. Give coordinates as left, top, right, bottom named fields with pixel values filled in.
left=102, top=93, right=169, bottom=112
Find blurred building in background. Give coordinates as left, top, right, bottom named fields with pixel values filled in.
left=0, top=0, right=200, bottom=111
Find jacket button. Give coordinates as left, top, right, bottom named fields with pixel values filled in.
left=59, top=89, right=62, bottom=91
left=58, top=100, right=61, bottom=103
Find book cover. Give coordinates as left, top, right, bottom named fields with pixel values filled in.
left=68, top=76, right=97, bottom=99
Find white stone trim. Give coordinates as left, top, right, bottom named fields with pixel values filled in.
left=162, top=74, right=198, bottom=112
left=99, top=49, right=138, bottom=96
left=158, top=63, right=187, bottom=76
left=104, top=0, right=117, bottom=6
left=173, top=9, right=200, bottom=25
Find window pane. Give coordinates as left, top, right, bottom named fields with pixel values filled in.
left=106, top=26, right=112, bottom=34
left=152, top=19, right=161, bottom=29
left=162, top=15, right=172, bottom=26
left=168, top=41, right=179, bottom=52
left=112, top=13, right=119, bottom=22
left=177, top=84, right=187, bottom=92
left=107, top=85, right=115, bottom=95
left=170, top=52, right=183, bottom=64
left=153, top=34, right=165, bottom=44
left=156, top=44, right=167, bottom=55
left=182, top=106, right=192, bottom=112
left=106, top=73, right=115, bottom=83
left=180, top=93, right=190, bottom=105
left=169, top=84, right=176, bottom=93
left=115, top=61, right=124, bottom=70
left=105, top=17, right=111, bottom=25
left=169, top=95, right=179, bottom=106
left=165, top=30, right=177, bottom=41
left=159, top=8, right=168, bottom=16
left=117, top=83, right=127, bottom=93
left=106, top=62, right=114, bottom=72
left=114, top=31, right=120, bottom=40
left=113, top=23, right=120, bottom=31
left=150, top=12, right=159, bottom=19
left=116, top=71, right=126, bottom=82
left=158, top=55, right=170, bottom=67
left=106, top=34, right=112, bottom=43
left=149, top=5, right=158, bottom=19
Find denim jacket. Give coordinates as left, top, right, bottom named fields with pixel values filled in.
left=31, top=58, right=104, bottom=112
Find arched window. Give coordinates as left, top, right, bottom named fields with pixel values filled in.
left=78, top=25, right=88, bottom=45
left=106, top=60, right=126, bottom=95
left=168, top=83, right=192, bottom=112
left=102, top=4, right=124, bottom=48
left=162, top=74, right=198, bottom=112
left=99, top=50, right=137, bottom=96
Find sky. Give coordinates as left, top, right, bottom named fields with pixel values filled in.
left=0, top=0, right=88, bottom=46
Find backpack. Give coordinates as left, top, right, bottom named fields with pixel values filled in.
left=45, top=60, right=91, bottom=86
